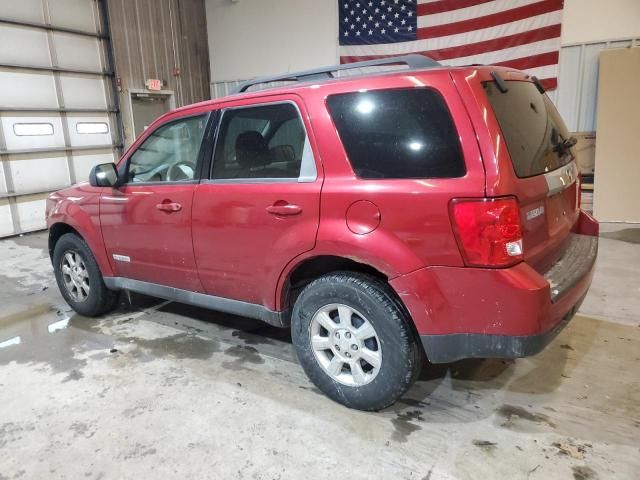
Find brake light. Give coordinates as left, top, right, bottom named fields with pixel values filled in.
left=449, top=197, right=524, bottom=268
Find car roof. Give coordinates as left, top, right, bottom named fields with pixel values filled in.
left=169, top=63, right=530, bottom=116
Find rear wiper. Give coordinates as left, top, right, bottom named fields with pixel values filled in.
left=490, top=71, right=509, bottom=93
left=553, top=136, right=577, bottom=155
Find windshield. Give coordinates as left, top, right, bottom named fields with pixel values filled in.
left=483, top=80, right=574, bottom=178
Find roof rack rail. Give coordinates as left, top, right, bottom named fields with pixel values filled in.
left=231, top=54, right=441, bottom=94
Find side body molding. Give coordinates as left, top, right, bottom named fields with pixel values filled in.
left=103, top=277, right=288, bottom=327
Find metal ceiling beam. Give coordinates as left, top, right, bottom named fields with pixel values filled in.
left=0, top=17, right=107, bottom=39
left=0, top=144, right=123, bottom=156
left=0, top=107, right=118, bottom=113
left=0, top=62, right=112, bottom=77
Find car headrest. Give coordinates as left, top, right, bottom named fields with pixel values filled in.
left=235, top=131, right=270, bottom=169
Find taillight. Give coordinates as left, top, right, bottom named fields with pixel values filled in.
left=449, top=197, right=524, bottom=268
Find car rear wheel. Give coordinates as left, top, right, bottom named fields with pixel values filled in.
left=53, top=233, right=119, bottom=317
left=291, top=272, right=423, bottom=411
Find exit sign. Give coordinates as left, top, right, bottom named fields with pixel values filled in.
left=145, top=78, right=162, bottom=91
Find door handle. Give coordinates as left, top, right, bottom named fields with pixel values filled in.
left=266, top=203, right=302, bottom=216
left=156, top=201, right=182, bottom=213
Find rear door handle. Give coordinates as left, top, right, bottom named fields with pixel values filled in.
left=156, top=201, right=182, bottom=213
left=266, top=203, right=302, bottom=216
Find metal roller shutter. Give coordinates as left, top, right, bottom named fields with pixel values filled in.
left=0, top=0, right=121, bottom=237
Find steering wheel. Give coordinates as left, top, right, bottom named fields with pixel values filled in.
left=167, top=161, right=195, bottom=182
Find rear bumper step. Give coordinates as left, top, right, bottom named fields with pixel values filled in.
left=543, top=233, right=598, bottom=302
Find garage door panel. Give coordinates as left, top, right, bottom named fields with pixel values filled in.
left=66, top=114, right=112, bottom=147
left=15, top=193, right=48, bottom=232
left=1, top=0, right=46, bottom=24
left=0, top=165, right=7, bottom=195
left=2, top=114, right=65, bottom=151
left=0, top=1, right=119, bottom=237
left=59, top=75, right=107, bottom=109
left=53, top=33, right=102, bottom=72
left=0, top=26, right=52, bottom=67
left=8, top=153, right=70, bottom=194
left=48, top=0, right=98, bottom=34
left=72, top=150, right=117, bottom=183
left=0, top=71, right=58, bottom=109
left=0, top=200, right=14, bottom=237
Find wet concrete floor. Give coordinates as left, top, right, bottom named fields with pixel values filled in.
left=0, top=229, right=638, bottom=479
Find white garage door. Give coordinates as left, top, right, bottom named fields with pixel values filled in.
left=0, top=0, right=120, bottom=237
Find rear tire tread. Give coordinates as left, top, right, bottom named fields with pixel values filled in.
left=291, top=271, right=423, bottom=411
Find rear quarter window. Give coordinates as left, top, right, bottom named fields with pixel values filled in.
left=326, top=88, right=465, bottom=179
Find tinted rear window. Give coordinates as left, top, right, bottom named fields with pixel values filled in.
left=483, top=80, right=573, bottom=178
left=326, top=88, right=465, bottom=179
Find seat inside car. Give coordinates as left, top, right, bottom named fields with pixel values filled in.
left=234, top=131, right=272, bottom=176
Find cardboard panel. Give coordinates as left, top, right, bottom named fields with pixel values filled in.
left=593, top=47, right=640, bottom=222
left=573, top=132, right=596, bottom=175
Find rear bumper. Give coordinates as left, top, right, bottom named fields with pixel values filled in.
left=419, top=292, right=587, bottom=363
left=391, top=210, right=598, bottom=363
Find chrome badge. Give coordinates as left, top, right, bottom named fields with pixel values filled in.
left=526, top=206, right=545, bottom=221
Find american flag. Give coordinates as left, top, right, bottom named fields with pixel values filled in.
left=339, top=0, right=563, bottom=89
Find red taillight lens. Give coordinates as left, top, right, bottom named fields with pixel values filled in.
left=449, top=197, right=524, bottom=268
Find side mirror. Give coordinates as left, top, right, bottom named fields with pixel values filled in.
left=89, top=163, right=120, bottom=187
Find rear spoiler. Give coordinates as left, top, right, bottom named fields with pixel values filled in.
left=490, top=70, right=547, bottom=95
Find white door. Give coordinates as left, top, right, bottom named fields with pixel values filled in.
left=0, top=0, right=120, bottom=236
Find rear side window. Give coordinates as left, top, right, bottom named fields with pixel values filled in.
left=326, top=88, right=465, bottom=179
left=483, top=80, right=573, bottom=178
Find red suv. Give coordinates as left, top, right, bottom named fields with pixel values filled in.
left=46, top=55, right=598, bottom=411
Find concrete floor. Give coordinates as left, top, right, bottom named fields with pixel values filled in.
left=0, top=227, right=638, bottom=480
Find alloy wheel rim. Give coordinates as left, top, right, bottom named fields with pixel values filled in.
left=61, top=250, right=90, bottom=303
left=309, top=303, right=382, bottom=387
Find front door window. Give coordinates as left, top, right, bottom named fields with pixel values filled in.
left=128, top=114, right=208, bottom=183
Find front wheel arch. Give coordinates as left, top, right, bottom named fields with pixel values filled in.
left=48, top=223, right=82, bottom=260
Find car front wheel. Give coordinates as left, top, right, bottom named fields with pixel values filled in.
left=291, top=272, right=423, bottom=411
left=53, top=233, right=118, bottom=317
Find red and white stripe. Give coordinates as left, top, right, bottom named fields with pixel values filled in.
left=340, top=0, right=564, bottom=90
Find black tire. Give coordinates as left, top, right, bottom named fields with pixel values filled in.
left=53, top=233, right=119, bottom=317
left=291, top=272, right=423, bottom=411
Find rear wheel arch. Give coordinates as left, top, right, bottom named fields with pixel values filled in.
left=280, top=255, right=425, bottom=352
left=280, top=255, right=419, bottom=325
left=280, top=255, right=388, bottom=309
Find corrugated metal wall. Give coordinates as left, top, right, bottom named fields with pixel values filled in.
left=106, top=0, right=210, bottom=147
